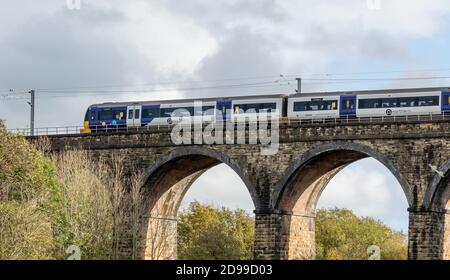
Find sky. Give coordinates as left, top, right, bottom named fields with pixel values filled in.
left=2, top=0, right=450, bottom=232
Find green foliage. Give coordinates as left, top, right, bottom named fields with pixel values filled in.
left=178, top=201, right=254, bottom=260
left=315, top=208, right=407, bottom=260
left=0, top=122, right=69, bottom=259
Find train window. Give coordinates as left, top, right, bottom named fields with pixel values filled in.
left=358, top=99, right=381, bottom=109
left=417, top=96, right=439, bottom=107
left=128, top=110, right=134, bottom=119
left=260, top=103, right=277, bottom=110
left=381, top=98, right=398, bottom=108
left=99, top=110, right=125, bottom=121
left=398, top=97, right=416, bottom=107
left=134, top=109, right=140, bottom=118
left=160, top=107, right=195, bottom=117
left=202, top=106, right=215, bottom=115
left=142, top=108, right=160, bottom=118
left=233, top=103, right=276, bottom=113
left=293, top=100, right=338, bottom=111
left=293, top=102, right=307, bottom=112
left=193, top=106, right=215, bottom=115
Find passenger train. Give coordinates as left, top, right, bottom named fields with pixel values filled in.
left=81, top=87, right=450, bottom=133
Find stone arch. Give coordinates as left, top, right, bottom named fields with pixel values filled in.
left=423, top=159, right=450, bottom=260
left=268, top=142, right=412, bottom=259
left=272, top=141, right=413, bottom=212
left=139, top=146, right=258, bottom=260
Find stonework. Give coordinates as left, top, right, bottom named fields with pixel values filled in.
left=32, top=120, right=450, bottom=260
left=444, top=213, right=450, bottom=260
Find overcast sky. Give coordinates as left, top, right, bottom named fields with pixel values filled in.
left=2, top=0, right=450, bottom=232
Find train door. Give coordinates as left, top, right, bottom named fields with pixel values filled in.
left=216, top=100, right=232, bottom=121
left=442, top=92, right=450, bottom=113
left=127, top=105, right=142, bottom=127
left=340, top=95, right=357, bottom=117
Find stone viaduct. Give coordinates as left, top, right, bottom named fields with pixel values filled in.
left=36, top=119, right=450, bottom=260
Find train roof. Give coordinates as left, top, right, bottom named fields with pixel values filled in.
left=290, top=86, right=450, bottom=98
left=89, top=93, right=288, bottom=108
left=89, top=86, right=450, bottom=108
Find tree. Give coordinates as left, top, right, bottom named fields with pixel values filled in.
left=177, top=201, right=254, bottom=260
left=0, top=121, right=69, bottom=259
left=315, top=208, right=407, bottom=260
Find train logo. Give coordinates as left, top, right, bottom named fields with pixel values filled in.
left=386, top=109, right=393, bottom=116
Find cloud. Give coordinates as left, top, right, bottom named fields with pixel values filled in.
left=2, top=0, right=450, bottom=128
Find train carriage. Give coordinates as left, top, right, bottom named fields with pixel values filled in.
left=81, top=87, right=450, bottom=133
left=287, top=96, right=340, bottom=120
left=356, top=91, right=442, bottom=117
left=82, top=94, right=285, bottom=132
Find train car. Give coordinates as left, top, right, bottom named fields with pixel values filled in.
left=287, top=87, right=450, bottom=120
left=287, top=95, right=340, bottom=119
left=81, top=94, right=286, bottom=133
left=356, top=90, right=442, bottom=117
left=231, top=97, right=283, bottom=122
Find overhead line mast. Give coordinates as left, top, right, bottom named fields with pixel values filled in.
left=28, top=90, right=35, bottom=136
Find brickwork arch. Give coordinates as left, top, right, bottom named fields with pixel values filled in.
left=272, top=141, right=413, bottom=213
left=139, top=146, right=257, bottom=259
left=266, top=142, right=412, bottom=259
left=142, top=146, right=259, bottom=211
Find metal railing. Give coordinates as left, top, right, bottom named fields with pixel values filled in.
left=7, top=113, right=450, bottom=136
left=7, top=126, right=84, bottom=136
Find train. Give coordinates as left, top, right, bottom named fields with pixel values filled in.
left=81, top=87, right=450, bottom=133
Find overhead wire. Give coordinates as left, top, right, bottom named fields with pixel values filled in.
left=2, top=68, right=450, bottom=101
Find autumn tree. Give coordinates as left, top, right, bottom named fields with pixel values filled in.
left=315, top=208, right=407, bottom=260
left=178, top=201, right=254, bottom=260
